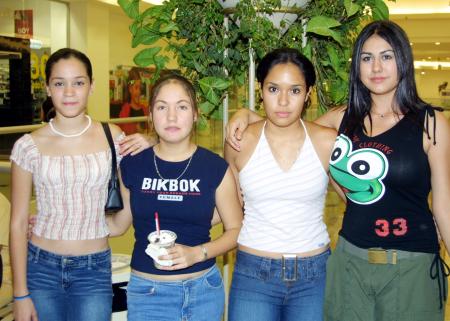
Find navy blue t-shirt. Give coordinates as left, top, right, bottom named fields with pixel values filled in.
left=120, top=146, right=228, bottom=274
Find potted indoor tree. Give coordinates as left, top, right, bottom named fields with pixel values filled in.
left=119, top=0, right=390, bottom=122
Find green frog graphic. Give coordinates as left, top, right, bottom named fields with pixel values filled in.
left=329, top=135, right=388, bottom=205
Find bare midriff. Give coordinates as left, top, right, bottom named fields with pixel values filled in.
left=238, top=244, right=329, bottom=259
left=31, top=234, right=109, bottom=256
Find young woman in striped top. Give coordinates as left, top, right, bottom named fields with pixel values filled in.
left=10, top=48, right=124, bottom=321
left=224, top=48, right=337, bottom=321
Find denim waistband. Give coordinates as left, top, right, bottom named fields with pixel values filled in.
left=130, top=265, right=219, bottom=285
left=28, top=242, right=111, bottom=267
left=235, top=249, right=330, bottom=281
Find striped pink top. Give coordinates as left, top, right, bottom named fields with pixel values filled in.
left=10, top=133, right=124, bottom=240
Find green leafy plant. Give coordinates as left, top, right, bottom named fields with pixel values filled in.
left=119, top=0, right=391, bottom=121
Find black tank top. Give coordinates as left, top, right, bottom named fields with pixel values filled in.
left=330, top=109, right=439, bottom=253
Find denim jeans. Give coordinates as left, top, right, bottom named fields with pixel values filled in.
left=228, top=249, right=330, bottom=321
left=27, top=242, right=112, bottom=321
left=127, top=265, right=225, bottom=321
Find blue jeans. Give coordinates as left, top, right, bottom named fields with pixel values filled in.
left=127, top=265, right=225, bottom=321
left=228, top=249, right=330, bottom=321
left=27, top=242, right=112, bottom=321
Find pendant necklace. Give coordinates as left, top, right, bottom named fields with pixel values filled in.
left=153, top=148, right=194, bottom=180
left=49, top=115, right=92, bottom=138
left=370, top=111, right=394, bottom=118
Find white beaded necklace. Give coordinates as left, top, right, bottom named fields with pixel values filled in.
left=153, top=149, right=194, bottom=180
left=49, top=115, right=92, bottom=138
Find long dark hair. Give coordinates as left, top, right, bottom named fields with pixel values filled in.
left=344, top=20, right=427, bottom=136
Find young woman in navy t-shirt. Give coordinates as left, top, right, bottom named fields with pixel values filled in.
left=107, top=74, right=243, bottom=321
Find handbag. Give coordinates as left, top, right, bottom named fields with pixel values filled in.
left=102, top=123, right=124, bottom=213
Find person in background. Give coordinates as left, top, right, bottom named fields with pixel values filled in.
left=118, top=67, right=148, bottom=135
left=107, top=73, right=243, bottom=321
left=224, top=48, right=336, bottom=321
left=10, top=48, right=124, bottom=321
left=227, top=20, right=450, bottom=321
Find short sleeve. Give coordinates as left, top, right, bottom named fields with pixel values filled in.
left=214, top=155, right=229, bottom=188
left=10, top=134, right=39, bottom=173
left=200, top=148, right=228, bottom=189
left=119, top=154, right=132, bottom=188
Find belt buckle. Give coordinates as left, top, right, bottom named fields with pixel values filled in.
left=368, top=249, right=396, bottom=264
left=282, top=254, right=298, bottom=281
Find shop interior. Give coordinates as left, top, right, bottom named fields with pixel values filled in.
left=0, top=0, right=450, bottom=320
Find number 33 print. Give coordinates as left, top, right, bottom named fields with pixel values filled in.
left=375, top=218, right=408, bottom=237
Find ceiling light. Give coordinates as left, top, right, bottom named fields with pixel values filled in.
left=435, top=42, right=441, bottom=45
left=420, top=71, right=426, bottom=75
left=142, top=0, right=165, bottom=4
left=428, top=56, right=432, bottom=59
left=410, top=42, right=413, bottom=46
left=415, top=60, right=450, bottom=69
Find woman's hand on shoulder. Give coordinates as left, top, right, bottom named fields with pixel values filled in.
left=119, top=133, right=157, bottom=156
left=226, top=109, right=264, bottom=151
left=314, top=105, right=347, bottom=130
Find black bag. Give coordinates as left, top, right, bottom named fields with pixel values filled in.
left=102, top=123, right=124, bottom=213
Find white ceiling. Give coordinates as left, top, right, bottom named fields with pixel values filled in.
left=93, top=0, right=450, bottom=62
left=387, top=1, right=450, bottom=62
left=387, top=0, right=450, bottom=14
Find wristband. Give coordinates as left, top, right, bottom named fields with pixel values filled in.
left=201, top=245, right=208, bottom=261
left=14, top=293, right=31, bottom=301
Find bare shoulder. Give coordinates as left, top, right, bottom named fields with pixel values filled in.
left=314, top=105, right=347, bottom=130
left=241, top=120, right=265, bottom=150
left=93, top=121, right=123, bottom=139
left=108, top=123, right=124, bottom=138
left=306, top=121, right=337, bottom=145
left=305, top=121, right=337, bottom=170
left=30, top=124, right=50, bottom=137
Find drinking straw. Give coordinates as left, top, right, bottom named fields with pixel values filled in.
left=155, top=212, right=160, bottom=236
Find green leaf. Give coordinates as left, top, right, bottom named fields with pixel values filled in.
left=134, top=47, right=162, bottom=67
left=160, top=21, right=179, bottom=33
left=344, top=0, right=360, bottom=18
left=302, top=42, right=312, bottom=60
left=129, top=20, right=139, bottom=36
left=140, top=5, right=168, bottom=20
left=326, top=46, right=340, bottom=71
left=199, top=77, right=231, bottom=91
left=372, top=0, right=390, bottom=20
left=196, top=114, right=209, bottom=131
left=337, top=70, right=349, bottom=82
left=306, top=16, right=343, bottom=45
left=118, top=0, right=139, bottom=19
left=154, top=55, right=169, bottom=70
left=198, top=78, right=222, bottom=105
left=132, top=28, right=161, bottom=47
left=199, top=101, right=216, bottom=114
